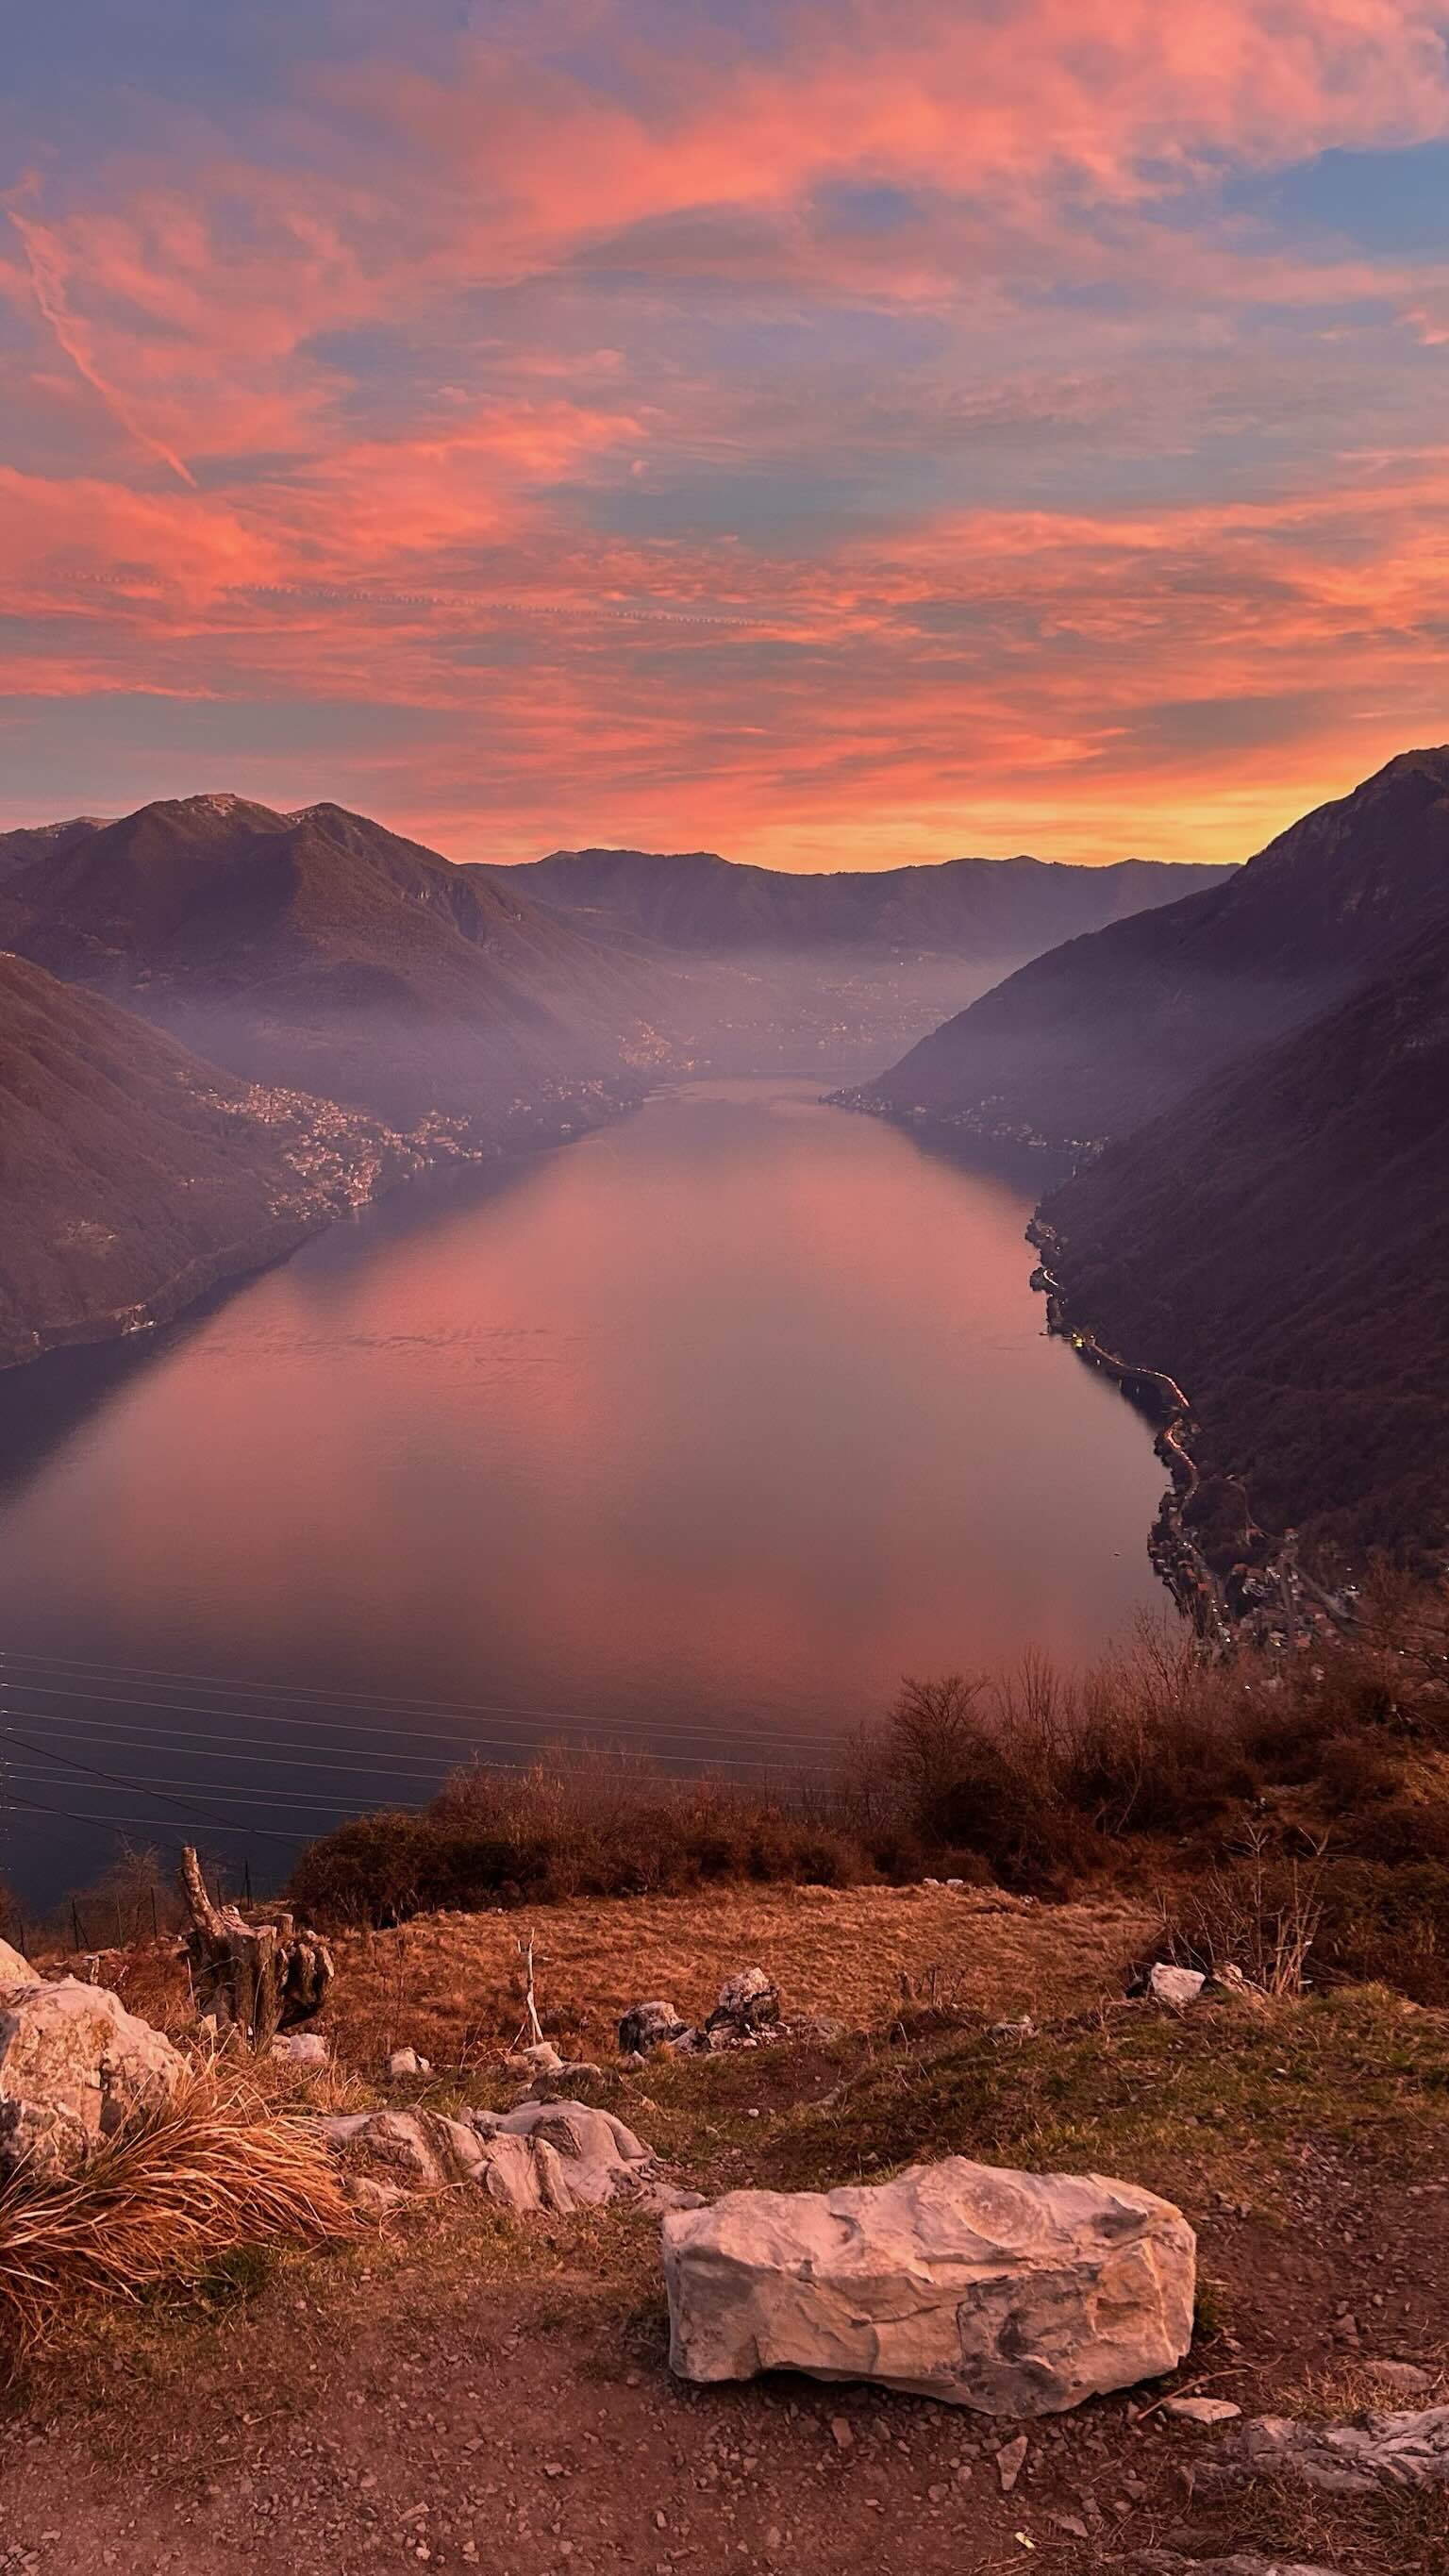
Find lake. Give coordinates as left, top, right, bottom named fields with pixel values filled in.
left=0, top=1079, right=1166, bottom=1910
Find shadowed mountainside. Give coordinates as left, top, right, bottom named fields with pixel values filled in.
left=0, top=952, right=421, bottom=1369
left=1039, top=919, right=1449, bottom=1570
left=863, top=748, right=1449, bottom=1150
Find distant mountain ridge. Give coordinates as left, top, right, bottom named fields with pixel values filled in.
left=489, top=844, right=1235, bottom=956
left=0, top=797, right=1239, bottom=1109
left=0, top=795, right=669, bottom=1127
left=864, top=748, right=1449, bottom=1147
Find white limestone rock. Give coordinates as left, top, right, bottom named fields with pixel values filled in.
left=706, top=1968, right=781, bottom=2042
left=1235, top=2403, right=1449, bottom=2494
left=273, top=2031, right=330, bottom=2066
left=618, top=1999, right=691, bottom=2055
left=1148, top=1965, right=1208, bottom=2010
left=663, top=2155, right=1195, bottom=2416
left=320, top=2106, right=485, bottom=2189
left=322, top=2096, right=696, bottom=2219
left=0, top=1937, right=33, bottom=1990
left=0, top=1977, right=186, bottom=2180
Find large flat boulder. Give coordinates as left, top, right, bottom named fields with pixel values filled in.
left=0, top=1977, right=186, bottom=2181
left=663, top=2156, right=1195, bottom=2416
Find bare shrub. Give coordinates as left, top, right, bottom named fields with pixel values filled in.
left=291, top=1748, right=866, bottom=1929
left=1159, top=1828, right=1325, bottom=1997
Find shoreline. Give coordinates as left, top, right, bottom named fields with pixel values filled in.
left=830, top=1094, right=1341, bottom=1656
left=1023, top=1215, right=1234, bottom=1650
left=1024, top=1219, right=1349, bottom=1657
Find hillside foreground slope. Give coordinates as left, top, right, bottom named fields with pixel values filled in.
left=3, top=1872, right=1446, bottom=2576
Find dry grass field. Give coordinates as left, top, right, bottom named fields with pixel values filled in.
left=314, top=1880, right=1158, bottom=2070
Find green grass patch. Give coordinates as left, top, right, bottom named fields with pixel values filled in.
left=745, top=1986, right=1449, bottom=2206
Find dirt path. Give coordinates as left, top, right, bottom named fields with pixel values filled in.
left=4, top=2096, right=1446, bottom=2576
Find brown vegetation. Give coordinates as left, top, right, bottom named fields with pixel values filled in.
left=288, top=1753, right=867, bottom=1928
left=0, top=2058, right=352, bottom=2350
left=315, top=1881, right=1152, bottom=2072
left=285, top=1583, right=1449, bottom=2008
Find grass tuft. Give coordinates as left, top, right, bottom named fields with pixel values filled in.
left=0, top=2058, right=354, bottom=2351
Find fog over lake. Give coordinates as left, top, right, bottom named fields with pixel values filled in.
left=0, top=1080, right=1165, bottom=1906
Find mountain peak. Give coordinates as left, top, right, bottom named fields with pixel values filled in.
left=870, top=745, right=1449, bottom=1147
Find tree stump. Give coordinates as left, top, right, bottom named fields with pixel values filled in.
left=180, top=1847, right=335, bottom=2050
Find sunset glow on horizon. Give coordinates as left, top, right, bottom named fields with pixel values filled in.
left=4, top=2, right=1449, bottom=870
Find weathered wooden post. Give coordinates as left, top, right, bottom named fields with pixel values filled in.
left=180, top=1846, right=335, bottom=2049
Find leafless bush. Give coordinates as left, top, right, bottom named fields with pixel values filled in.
left=292, top=1745, right=864, bottom=1927
left=1159, top=1827, right=1326, bottom=1997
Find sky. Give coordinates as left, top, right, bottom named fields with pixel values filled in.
left=3, top=1, right=1449, bottom=871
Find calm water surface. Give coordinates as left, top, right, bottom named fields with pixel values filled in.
left=0, top=1080, right=1165, bottom=1905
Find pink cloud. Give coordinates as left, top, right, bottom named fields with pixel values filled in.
left=6, top=1, right=1449, bottom=864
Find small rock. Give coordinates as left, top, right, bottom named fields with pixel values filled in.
left=1050, top=2514, right=1089, bottom=2538
left=340, top=2173, right=404, bottom=2220
left=997, top=2434, right=1028, bottom=2493
left=273, top=2031, right=330, bottom=2066
left=388, top=2047, right=432, bottom=2079
left=1163, top=2397, right=1241, bottom=2426
left=706, top=1967, right=781, bottom=2043
left=829, top=2417, right=854, bottom=2451
left=1368, top=2360, right=1434, bottom=2396
left=1148, top=1965, right=1207, bottom=2011
left=617, top=2000, right=691, bottom=2056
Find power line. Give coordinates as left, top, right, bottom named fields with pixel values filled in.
left=1, top=1702, right=796, bottom=1780
left=0, top=1646, right=635, bottom=1718
left=5, top=1788, right=313, bottom=1844
left=1, top=1709, right=511, bottom=1779
left=0, top=1664, right=823, bottom=1762
left=6, top=1765, right=423, bottom=1820
left=2, top=1734, right=319, bottom=1848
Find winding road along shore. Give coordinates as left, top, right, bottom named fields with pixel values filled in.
left=1024, top=1216, right=1235, bottom=1650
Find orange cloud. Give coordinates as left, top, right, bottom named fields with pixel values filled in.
left=5, top=1, right=1449, bottom=865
